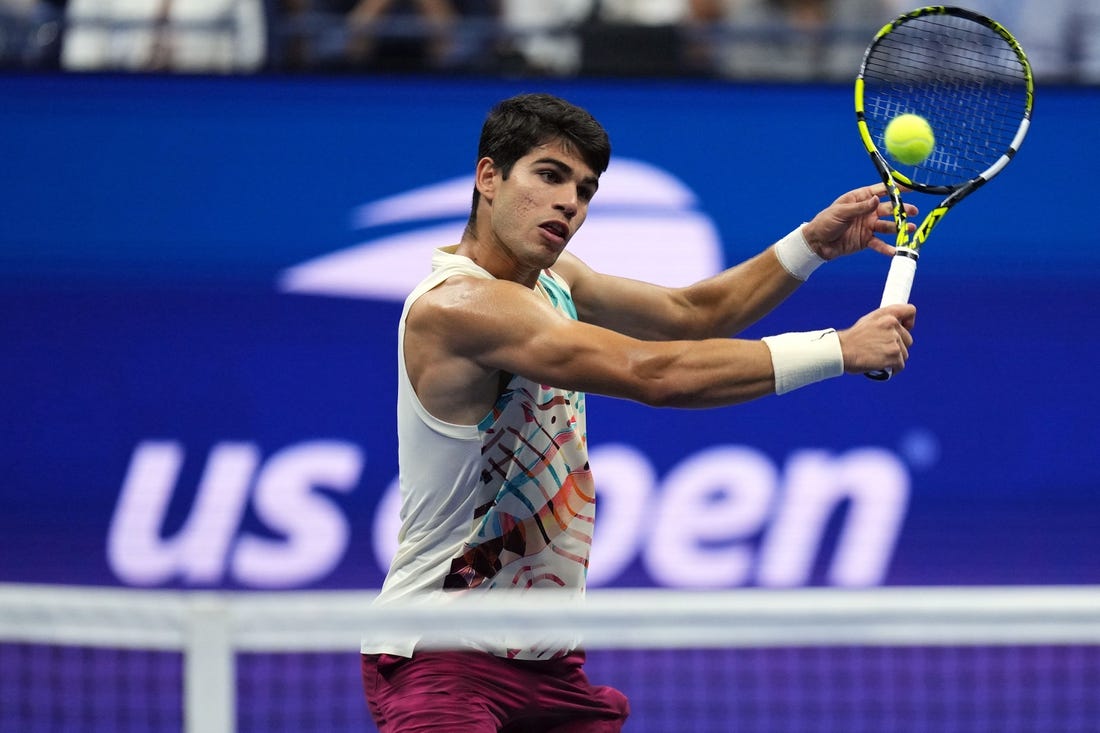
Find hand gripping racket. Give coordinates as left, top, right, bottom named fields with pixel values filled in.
left=856, top=6, right=1034, bottom=379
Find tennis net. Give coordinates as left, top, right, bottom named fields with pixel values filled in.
left=2, top=584, right=1100, bottom=732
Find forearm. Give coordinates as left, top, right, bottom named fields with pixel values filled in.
left=620, top=338, right=777, bottom=408
left=563, top=331, right=840, bottom=409
left=491, top=298, right=848, bottom=409
left=563, top=226, right=822, bottom=341
left=677, top=226, right=823, bottom=338
left=623, top=326, right=843, bottom=407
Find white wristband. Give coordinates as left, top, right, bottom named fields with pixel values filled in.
left=762, top=328, right=844, bottom=395
left=774, top=225, right=825, bottom=282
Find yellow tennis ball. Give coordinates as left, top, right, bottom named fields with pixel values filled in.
left=884, top=114, right=935, bottom=166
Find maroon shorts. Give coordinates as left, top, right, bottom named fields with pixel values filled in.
left=362, top=649, right=629, bottom=732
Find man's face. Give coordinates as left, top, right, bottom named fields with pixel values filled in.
left=487, top=139, right=599, bottom=269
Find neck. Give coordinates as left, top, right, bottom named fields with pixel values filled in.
left=456, top=224, right=542, bottom=289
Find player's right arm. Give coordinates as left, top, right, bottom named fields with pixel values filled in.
left=403, top=275, right=914, bottom=425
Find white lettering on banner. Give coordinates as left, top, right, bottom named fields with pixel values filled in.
left=110, top=440, right=908, bottom=589
left=757, top=448, right=908, bottom=587
left=373, top=443, right=910, bottom=588
left=232, top=441, right=364, bottom=587
left=108, top=440, right=364, bottom=587
left=645, top=446, right=778, bottom=588
left=109, top=441, right=258, bottom=585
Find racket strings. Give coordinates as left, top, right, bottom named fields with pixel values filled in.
left=861, top=14, right=1029, bottom=189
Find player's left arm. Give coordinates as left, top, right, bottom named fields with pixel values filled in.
left=557, top=184, right=910, bottom=341
left=556, top=246, right=798, bottom=341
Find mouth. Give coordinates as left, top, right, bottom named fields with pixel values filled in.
left=539, top=220, right=569, bottom=243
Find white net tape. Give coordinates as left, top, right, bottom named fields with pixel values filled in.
left=3, top=584, right=1100, bottom=733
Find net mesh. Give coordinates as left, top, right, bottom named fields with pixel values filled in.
left=237, top=651, right=366, bottom=733
left=0, top=644, right=183, bottom=733
left=860, top=10, right=1031, bottom=189
left=586, top=645, right=1100, bottom=733
left=3, top=585, right=1100, bottom=733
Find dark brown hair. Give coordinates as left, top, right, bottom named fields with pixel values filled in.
left=468, top=93, right=611, bottom=222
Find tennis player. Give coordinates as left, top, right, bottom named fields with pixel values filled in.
left=361, top=92, right=916, bottom=732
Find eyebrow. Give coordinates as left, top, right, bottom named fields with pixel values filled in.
left=532, top=157, right=600, bottom=191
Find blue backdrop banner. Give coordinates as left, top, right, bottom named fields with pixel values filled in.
left=2, top=75, right=1097, bottom=590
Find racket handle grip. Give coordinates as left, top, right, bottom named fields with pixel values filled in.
left=866, top=252, right=917, bottom=381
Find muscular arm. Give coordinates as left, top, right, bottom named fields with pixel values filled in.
left=405, top=274, right=914, bottom=424
left=555, top=184, right=910, bottom=341
left=554, top=244, right=799, bottom=340
left=406, top=276, right=777, bottom=425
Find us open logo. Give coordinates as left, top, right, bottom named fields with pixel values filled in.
left=278, top=158, right=725, bottom=300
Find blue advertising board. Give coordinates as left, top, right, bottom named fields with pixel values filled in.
left=2, top=74, right=1098, bottom=591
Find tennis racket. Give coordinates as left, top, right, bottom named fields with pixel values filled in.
left=856, top=6, right=1034, bottom=380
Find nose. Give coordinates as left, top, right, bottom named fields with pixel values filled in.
left=554, top=190, right=578, bottom=219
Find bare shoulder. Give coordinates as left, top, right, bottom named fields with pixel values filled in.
left=403, top=276, right=512, bottom=423
left=404, top=274, right=576, bottom=423
left=406, top=275, right=544, bottom=347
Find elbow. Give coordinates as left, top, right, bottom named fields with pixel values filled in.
left=626, top=352, right=693, bottom=408
left=663, top=305, right=714, bottom=341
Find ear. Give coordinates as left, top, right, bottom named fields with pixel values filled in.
left=474, top=157, right=498, bottom=203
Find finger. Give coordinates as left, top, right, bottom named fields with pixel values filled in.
left=882, top=303, right=917, bottom=323
left=852, top=192, right=882, bottom=212
left=865, top=182, right=889, bottom=198
left=865, top=237, right=895, bottom=256
left=899, top=305, right=917, bottom=330
left=834, top=196, right=880, bottom=221
left=871, top=219, right=901, bottom=236
left=874, top=200, right=919, bottom=220
left=867, top=181, right=913, bottom=197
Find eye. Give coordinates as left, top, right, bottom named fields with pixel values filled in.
left=539, top=168, right=562, bottom=183
left=578, top=186, right=596, bottom=202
